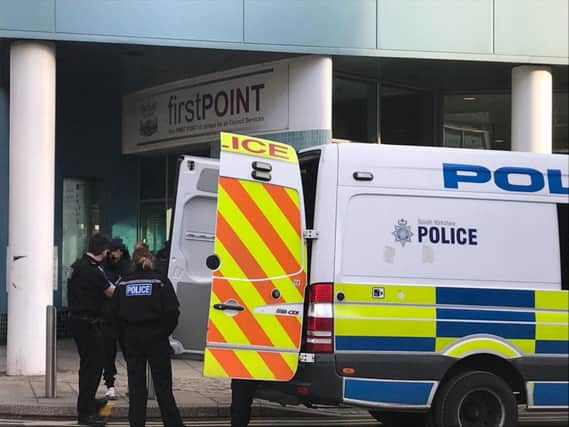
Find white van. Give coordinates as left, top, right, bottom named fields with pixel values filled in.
left=169, top=132, right=568, bottom=427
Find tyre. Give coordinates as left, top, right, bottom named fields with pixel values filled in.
left=433, top=370, right=517, bottom=427
left=368, top=410, right=429, bottom=426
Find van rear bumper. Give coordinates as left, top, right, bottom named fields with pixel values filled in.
left=256, top=353, right=343, bottom=406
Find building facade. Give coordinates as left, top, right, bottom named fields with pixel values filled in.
left=0, top=0, right=567, bottom=374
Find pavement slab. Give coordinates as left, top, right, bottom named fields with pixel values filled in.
left=0, top=339, right=339, bottom=421
left=0, top=340, right=567, bottom=425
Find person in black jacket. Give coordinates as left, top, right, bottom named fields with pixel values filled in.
left=68, top=233, right=115, bottom=427
left=111, top=246, right=183, bottom=427
left=102, top=237, right=132, bottom=400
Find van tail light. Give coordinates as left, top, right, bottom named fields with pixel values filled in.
left=304, top=283, right=334, bottom=353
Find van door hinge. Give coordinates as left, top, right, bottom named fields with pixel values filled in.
left=303, top=229, right=319, bottom=240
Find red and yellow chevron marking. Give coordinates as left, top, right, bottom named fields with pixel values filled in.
left=204, top=347, right=298, bottom=381
left=205, top=176, right=306, bottom=381
left=208, top=273, right=304, bottom=347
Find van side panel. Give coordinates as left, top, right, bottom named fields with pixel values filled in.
left=330, top=144, right=568, bottom=409
left=336, top=192, right=561, bottom=289
left=335, top=144, right=568, bottom=203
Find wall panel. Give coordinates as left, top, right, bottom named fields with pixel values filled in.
left=495, top=0, right=568, bottom=58
left=0, top=0, right=55, bottom=32
left=378, top=0, right=492, bottom=54
left=245, top=0, right=376, bottom=48
left=56, top=0, right=243, bottom=42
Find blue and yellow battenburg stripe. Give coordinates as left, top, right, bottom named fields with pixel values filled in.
left=334, top=284, right=569, bottom=356
left=528, top=381, right=569, bottom=408
left=337, top=284, right=568, bottom=408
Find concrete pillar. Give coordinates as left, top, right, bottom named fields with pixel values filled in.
left=0, top=86, right=8, bottom=318
left=7, top=41, right=56, bottom=375
left=511, top=66, right=552, bottom=153
left=288, top=56, right=332, bottom=150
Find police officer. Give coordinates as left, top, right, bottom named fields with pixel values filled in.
left=102, top=237, right=132, bottom=400
left=111, top=246, right=183, bottom=427
left=68, top=233, right=115, bottom=427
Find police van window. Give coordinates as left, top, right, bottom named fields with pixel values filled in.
left=558, top=204, right=568, bottom=290
left=299, top=150, right=321, bottom=230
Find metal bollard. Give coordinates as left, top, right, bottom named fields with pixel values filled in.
left=45, top=305, right=57, bottom=398
left=147, top=363, right=156, bottom=400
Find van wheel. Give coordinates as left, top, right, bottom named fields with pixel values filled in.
left=433, top=371, right=517, bottom=427
left=368, top=410, right=428, bottom=426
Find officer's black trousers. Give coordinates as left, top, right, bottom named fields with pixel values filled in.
left=230, top=379, right=258, bottom=427
left=70, top=318, right=105, bottom=418
left=102, top=326, right=118, bottom=388
left=124, top=332, right=182, bottom=427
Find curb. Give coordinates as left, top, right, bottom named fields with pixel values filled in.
left=0, top=402, right=333, bottom=420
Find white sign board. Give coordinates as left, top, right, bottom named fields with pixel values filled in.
left=122, top=62, right=290, bottom=154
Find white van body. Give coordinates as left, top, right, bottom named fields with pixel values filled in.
left=310, top=143, right=565, bottom=289
left=169, top=135, right=568, bottom=425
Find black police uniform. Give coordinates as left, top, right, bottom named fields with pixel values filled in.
left=67, top=253, right=113, bottom=422
left=111, top=269, right=183, bottom=427
left=102, top=254, right=132, bottom=390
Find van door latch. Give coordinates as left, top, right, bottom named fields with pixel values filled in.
left=213, top=303, right=244, bottom=312
left=303, top=229, right=319, bottom=240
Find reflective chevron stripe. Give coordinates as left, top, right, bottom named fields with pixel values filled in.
left=204, top=141, right=306, bottom=381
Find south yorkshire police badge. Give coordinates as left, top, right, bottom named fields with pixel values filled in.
left=392, top=218, right=413, bottom=247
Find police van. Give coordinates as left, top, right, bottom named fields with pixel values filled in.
left=168, top=132, right=568, bottom=427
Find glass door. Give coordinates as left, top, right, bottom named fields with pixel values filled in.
left=61, top=178, right=101, bottom=306
left=139, top=202, right=166, bottom=253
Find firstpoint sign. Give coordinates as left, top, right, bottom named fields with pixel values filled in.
left=122, top=62, right=290, bottom=154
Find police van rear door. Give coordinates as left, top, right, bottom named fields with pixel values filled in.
left=169, top=156, right=219, bottom=355
left=204, top=132, right=307, bottom=381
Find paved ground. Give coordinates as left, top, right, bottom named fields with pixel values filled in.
left=0, top=339, right=360, bottom=421
left=1, top=340, right=566, bottom=425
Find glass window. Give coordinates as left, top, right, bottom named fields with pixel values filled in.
left=380, top=85, right=434, bottom=147
left=140, top=156, right=166, bottom=200
left=553, top=92, right=568, bottom=154
left=333, top=76, right=378, bottom=142
left=443, top=94, right=510, bottom=150
left=443, top=91, right=568, bottom=153
left=61, top=178, right=102, bottom=306
left=139, top=202, right=166, bottom=253
left=167, top=154, right=180, bottom=202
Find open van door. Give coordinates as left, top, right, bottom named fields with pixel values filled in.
left=169, top=156, right=219, bottom=354
left=204, top=132, right=307, bottom=381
